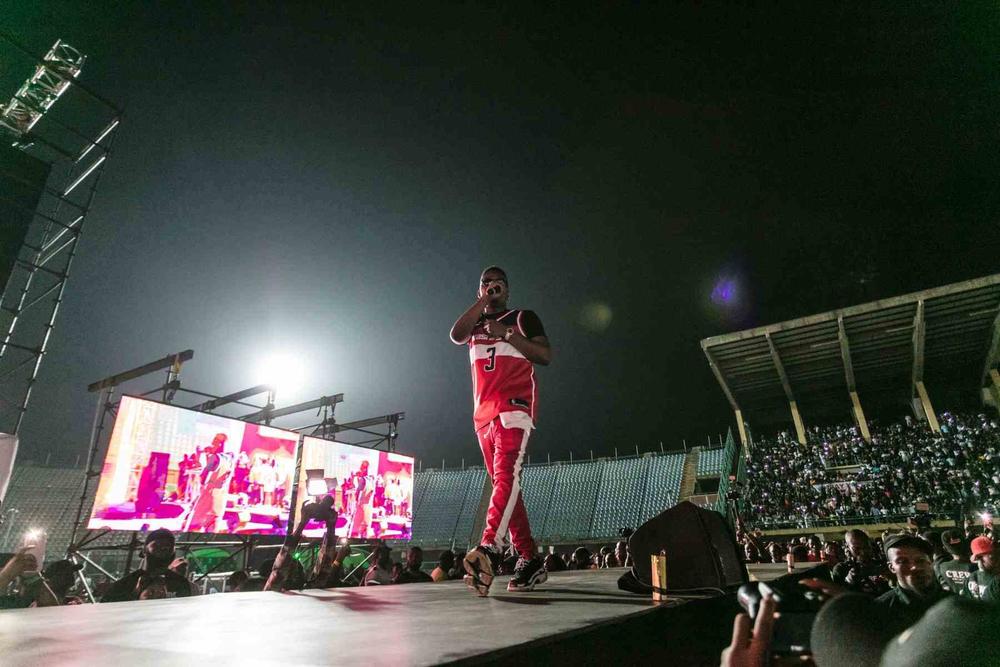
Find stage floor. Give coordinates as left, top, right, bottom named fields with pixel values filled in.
left=0, top=569, right=665, bottom=666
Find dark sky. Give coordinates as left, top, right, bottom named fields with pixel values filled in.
left=6, top=3, right=1000, bottom=466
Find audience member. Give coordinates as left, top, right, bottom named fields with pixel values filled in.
left=543, top=553, right=566, bottom=572
left=936, top=529, right=976, bottom=595
left=363, top=545, right=393, bottom=585
left=431, top=550, right=455, bottom=582
left=876, top=533, right=951, bottom=624
left=394, top=546, right=432, bottom=584
left=570, top=547, right=592, bottom=570
left=227, top=569, right=250, bottom=592
left=615, top=540, right=631, bottom=568
left=101, top=528, right=194, bottom=602
left=810, top=592, right=909, bottom=667
left=0, top=548, right=84, bottom=608
left=966, top=535, right=998, bottom=601
left=830, top=529, right=889, bottom=595
left=880, top=595, right=1000, bottom=666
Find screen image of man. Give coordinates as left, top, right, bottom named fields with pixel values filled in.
left=450, top=266, right=551, bottom=596
left=185, top=433, right=233, bottom=532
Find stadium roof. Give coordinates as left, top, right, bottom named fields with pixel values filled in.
left=701, top=274, right=1000, bottom=414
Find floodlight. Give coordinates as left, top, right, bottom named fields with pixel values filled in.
left=256, top=352, right=305, bottom=396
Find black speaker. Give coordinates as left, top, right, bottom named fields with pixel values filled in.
left=626, top=501, right=747, bottom=593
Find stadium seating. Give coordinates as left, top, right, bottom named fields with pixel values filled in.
left=640, top=453, right=686, bottom=524
left=542, top=460, right=605, bottom=541
left=410, top=468, right=486, bottom=547
left=520, top=463, right=559, bottom=539
left=0, top=465, right=95, bottom=560
left=589, top=457, right=650, bottom=539
left=697, top=447, right=726, bottom=477
left=450, top=467, right=487, bottom=548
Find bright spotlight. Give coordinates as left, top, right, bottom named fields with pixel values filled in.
left=256, top=353, right=305, bottom=396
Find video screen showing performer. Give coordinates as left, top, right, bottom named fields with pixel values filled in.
left=88, top=396, right=299, bottom=535
left=297, top=435, right=414, bottom=541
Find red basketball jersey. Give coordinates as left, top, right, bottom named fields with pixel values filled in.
left=467, top=309, right=545, bottom=431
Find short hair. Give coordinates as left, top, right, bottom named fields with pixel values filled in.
left=480, top=265, right=508, bottom=284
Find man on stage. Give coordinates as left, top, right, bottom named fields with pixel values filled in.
left=450, top=266, right=551, bottom=595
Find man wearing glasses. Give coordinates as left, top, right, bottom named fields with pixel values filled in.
left=450, top=266, right=552, bottom=595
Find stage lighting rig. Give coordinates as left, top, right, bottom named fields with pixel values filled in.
left=0, top=39, right=86, bottom=141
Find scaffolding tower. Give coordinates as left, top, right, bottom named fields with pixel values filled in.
left=0, top=34, right=122, bottom=436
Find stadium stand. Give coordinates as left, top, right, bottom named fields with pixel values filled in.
left=745, top=412, right=1000, bottom=529
left=544, top=460, right=604, bottom=541
left=0, top=465, right=93, bottom=560
left=589, top=457, right=648, bottom=539
left=520, top=463, right=559, bottom=539
left=640, top=453, right=686, bottom=524
left=696, top=447, right=725, bottom=477
left=410, top=468, right=486, bottom=546
left=450, top=466, right=487, bottom=548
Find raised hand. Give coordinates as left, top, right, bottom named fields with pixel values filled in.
left=720, top=594, right=776, bottom=667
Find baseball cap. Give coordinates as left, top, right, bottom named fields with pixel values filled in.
left=970, top=536, right=993, bottom=561
left=144, top=527, right=175, bottom=546
left=880, top=596, right=1000, bottom=666
left=882, top=533, right=933, bottom=557
left=940, top=529, right=965, bottom=546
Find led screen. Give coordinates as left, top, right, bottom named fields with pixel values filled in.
left=88, top=395, right=300, bottom=535
left=297, top=435, right=414, bottom=540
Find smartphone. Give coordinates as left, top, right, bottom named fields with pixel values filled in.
left=20, top=530, right=46, bottom=573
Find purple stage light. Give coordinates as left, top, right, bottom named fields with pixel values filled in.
left=712, top=278, right=736, bottom=306
left=711, top=278, right=736, bottom=305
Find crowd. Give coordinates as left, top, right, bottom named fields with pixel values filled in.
left=725, top=523, right=1000, bottom=666
left=0, top=492, right=632, bottom=606
left=745, top=413, right=1000, bottom=529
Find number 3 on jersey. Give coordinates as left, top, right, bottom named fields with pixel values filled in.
left=484, top=346, right=496, bottom=371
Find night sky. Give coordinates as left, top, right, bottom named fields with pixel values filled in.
left=5, top=3, right=1000, bottom=467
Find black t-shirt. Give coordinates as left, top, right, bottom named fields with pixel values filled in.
left=101, top=567, right=193, bottom=602
left=394, top=567, right=433, bottom=584
left=966, top=569, right=998, bottom=602
left=936, top=559, right=977, bottom=596
left=875, top=584, right=952, bottom=626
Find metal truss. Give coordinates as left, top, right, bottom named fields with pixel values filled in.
left=64, top=350, right=404, bottom=601
left=0, top=34, right=122, bottom=435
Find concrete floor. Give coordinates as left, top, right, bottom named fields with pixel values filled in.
left=0, top=569, right=661, bottom=666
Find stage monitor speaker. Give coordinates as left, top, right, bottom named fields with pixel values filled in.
left=0, top=142, right=51, bottom=293
left=627, top=501, right=747, bottom=593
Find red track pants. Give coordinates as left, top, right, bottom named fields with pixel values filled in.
left=477, top=414, right=536, bottom=558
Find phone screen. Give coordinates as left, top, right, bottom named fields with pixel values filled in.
left=20, top=531, right=47, bottom=572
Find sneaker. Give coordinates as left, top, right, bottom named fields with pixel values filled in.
left=463, top=545, right=503, bottom=597
left=506, top=556, right=547, bottom=592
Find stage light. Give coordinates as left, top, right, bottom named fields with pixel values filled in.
left=711, top=278, right=737, bottom=305
left=256, top=353, right=305, bottom=396
left=579, top=301, right=613, bottom=332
